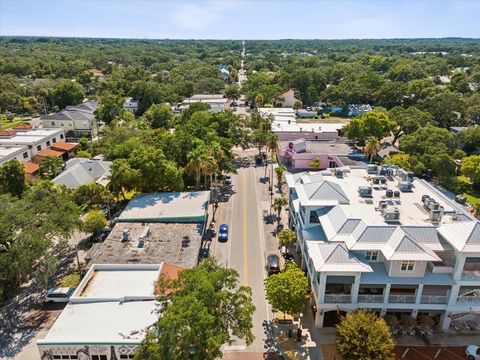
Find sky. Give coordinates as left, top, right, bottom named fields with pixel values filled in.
left=0, top=0, right=479, bottom=40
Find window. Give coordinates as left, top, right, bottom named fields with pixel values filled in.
left=53, top=356, right=61, bottom=360
left=62, top=356, right=69, bottom=359
left=23, top=152, right=28, bottom=159
left=400, top=261, right=415, bottom=271
left=309, top=211, right=319, bottom=223
left=53, top=138, right=57, bottom=143
left=37, top=145, right=42, bottom=151
left=60, top=134, right=64, bottom=139
left=366, top=251, right=378, bottom=261
left=51, top=121, right=55, bottom=126
left=46, top=141, right=51, bottom=146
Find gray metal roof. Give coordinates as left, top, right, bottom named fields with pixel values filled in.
left=361, top=262, right=455, bottom=285
left=52, top=158, right=111, bottom=189
left=303, top=180, right=350, bottom=204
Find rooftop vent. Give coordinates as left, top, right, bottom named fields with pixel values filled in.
left=386, top=189, right=393, bottom=198
left=358, top=186, right=372, bottom=198
left=398, top=181, right=412, bottom=192
left=383, top=206, right=400, bottom=222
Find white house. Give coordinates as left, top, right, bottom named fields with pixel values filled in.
left=276, top=89, right=300, bottom=108
left=285, top=167, right=480, bottom=330
left=0, top=128, right=66, bottom=157
left=41, top=100, right=98, bottom=139
left=123, top=97, right=138, bottom=114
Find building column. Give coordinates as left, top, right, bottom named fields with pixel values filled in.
left=448, top=285, right=460, bottom=306
left=452, top=254, right=465, bottom=281
left=411, top=309, right=419, bottom=319
left=383, top=283, right=391, bottom=305
left=351, top=274, right=361, bottom=304
left=318, top=273, right=327, bottom=304
left=440, top=311, right=452, bottom=330
left=315, top=309, right=324, bottom=328
left=415, top=284, right=424, bottom=305
left=380, top=308, right=387, bottom=317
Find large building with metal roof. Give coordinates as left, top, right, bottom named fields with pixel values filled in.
left=285, top=166, right=480, bottom=330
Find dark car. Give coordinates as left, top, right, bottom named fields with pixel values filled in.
left=218, top=224, right=229, bottom=242
left=266, top=254, right=280, bottom=275
left=224, top=175, right=232, bottom=185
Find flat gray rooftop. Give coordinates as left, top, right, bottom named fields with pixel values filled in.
left=305, top=141, right=355, bottom=155
left=119, top=191, right=210, bottom=223
left=86, top=222, right=204, bottom=268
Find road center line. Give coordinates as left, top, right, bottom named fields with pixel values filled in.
left=243, top=169, right=248, bottom=286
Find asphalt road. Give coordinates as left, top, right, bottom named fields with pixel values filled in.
left=228, top=166, right=271, bottom=351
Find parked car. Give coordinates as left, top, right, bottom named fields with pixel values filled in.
left=266, top=254, right=280, bottom=275
left=466, top=345, right=480, bottom=360
left=45, top=287, right=75, bottom=303
left=218, top=224, right=229, bottom=242
left=224, top=175, right=232, bottom=185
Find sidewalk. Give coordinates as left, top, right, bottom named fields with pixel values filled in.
left=253, top=163, right=325, bottom=360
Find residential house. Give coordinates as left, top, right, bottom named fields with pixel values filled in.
left=41, top=100, right=98, bottom=139
left=276, top=89, right=300, bottom=108
left=347, top=104, right=373, bottom=117
left=285, top=167, right=480, bottom=330
left=52, top=158, right=112, bottom=189
left=123, top=97, right=138, bottom=114
left=176, top=94, right=229, bottom=114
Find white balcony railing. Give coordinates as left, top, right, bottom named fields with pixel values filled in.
left=462, top=271, right=480, bottom=280
left=431, top=266, right=453, bottom=274
left=357, top=294, right=384, bottom=303
left=420, top=295, right=448, bottom=304
left=324, top=294, right=352, bottom=303
left=388, top=294, right=416, bottom=303
left=457, top=296, right=480, bottom=304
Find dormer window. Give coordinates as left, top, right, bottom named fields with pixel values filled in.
left=400, top=261, right=415, bottom=271
left=366, top=251, right=378, bottom=261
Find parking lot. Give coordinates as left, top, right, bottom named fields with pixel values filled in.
left=394, top=346, right=466, bottom=360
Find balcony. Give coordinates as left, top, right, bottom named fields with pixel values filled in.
left=457, top=296, right=480, bottom=304
left=388, top=295, right=416, bottom=303
left=357, top=294, right=384, bottom=303
left=324, top=294, right=352, bottom=303
left=420, top=295, right=448, bottom=304
left=461, top=271, right=480, bottom=280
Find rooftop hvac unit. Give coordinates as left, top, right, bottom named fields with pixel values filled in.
left=380, top=177, right=387, bottom=184
left=430, top=207, right=444, bottom=222
left=399, top=181, right=412, bottom=192
left=393, top=190, right=401, bottom=198
left=367, top=164, right=378, bottom=174
left=427, top=200, right=440, bottom=211
left=378, top=200, right=388, bottom=211
left=122, top=230, right=129, bottom=242
left=139, top=226, right=150, bottom=241
left=386, top=189, right=393, bottom=198
left=335, top=168, right=343, bottom=178
left=383, top=207, right=400, bottom=221
left=358, top=186, right=372, bottom=197
left=422, top=194, right=431, bottom=205
left=372, top=177, right=380, bottom=185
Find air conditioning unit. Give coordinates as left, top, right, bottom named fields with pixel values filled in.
left=335, top=168, right=343, bottom=178
left=399, top=181, right=412, bottom=192
left=383, top=207, right=400, bottom=221
left=367, top=164, right=378, bottom=174
left=358, top=186, right=372, bottom=197
left=430, top=207, right=444, bottom=222
left=386, top=189, right=393, bottom=198
left=122, top=230, right=129, bottom=242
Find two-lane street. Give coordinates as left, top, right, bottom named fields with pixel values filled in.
left=228, top=166, right=271, bottom=351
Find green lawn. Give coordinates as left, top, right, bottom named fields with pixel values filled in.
left=442, top=175, right=480, bottom=207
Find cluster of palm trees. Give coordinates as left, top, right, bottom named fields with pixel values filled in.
left=185, top=140, right=224, bottom=191
left=39, top=156, right=64, bottom=179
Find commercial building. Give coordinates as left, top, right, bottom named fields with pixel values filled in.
left=278, top=138, right=366, bottom=170
left=0, top=128, right=66, bottom=157
left=285, top=166, right=480, bottom=330
left=0, top=145, right=31, bottom=166
left=37, top=263, right=183, bottom=360
left=176, top=94, right=229, bottom=114
left=86, top=191, right=210, bottom=269
left=259, top=108, right=344, bottom=141
left=41, top=100, right=99, bottom=139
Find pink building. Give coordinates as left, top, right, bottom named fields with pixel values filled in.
left=278, top=139, right=344, bottom=170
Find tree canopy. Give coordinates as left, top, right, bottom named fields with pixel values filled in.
left=135, top=258, right=255, bottom=360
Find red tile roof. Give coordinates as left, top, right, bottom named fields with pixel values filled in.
left=13, top=123, right=32, bottom=130
left=155, top=263, right=186, bottom=295
left=22, top=161, right=40, bottom=174
left=0, top=130, right=16, bottom=137
left=51, top=141, right=78, bottom=151
left=36, top=148, right=64, bottom=158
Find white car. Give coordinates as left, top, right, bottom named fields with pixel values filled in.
left=45, top=287, right=75, bottom=303
left=466, top=345, right=480, bottom=360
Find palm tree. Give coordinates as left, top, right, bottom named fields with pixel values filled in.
left=364, top=136, right=381, bottom=163
left=272, top=196, right=288, bottom=223
left=275, top=165, right=287, bottom=193
left=309, top=157, right=321, bottom=169
left=266, top=134, right=279, bottom=179
left=39, top=156, right=64, bottom=179
left=186, top=145, right=208, bottom=190
left=201, top=155, right=218, bottom=190
left=277, top=229, right=296, bottom=248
